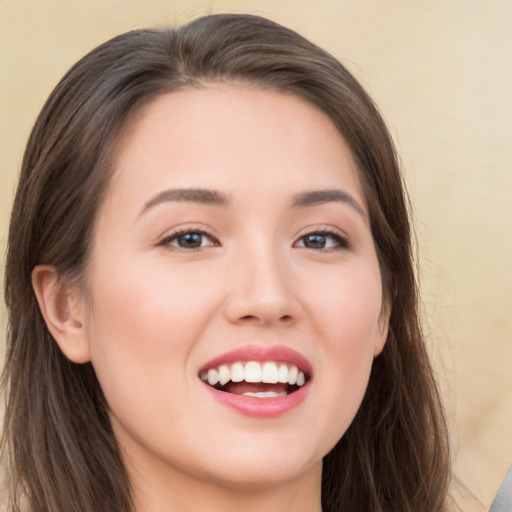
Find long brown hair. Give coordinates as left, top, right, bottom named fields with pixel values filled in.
left=2, top=14, right=450, bottom=512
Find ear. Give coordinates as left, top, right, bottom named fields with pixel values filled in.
left=32, top=265, right=91, bottom=363
left=374, top=302, right=391, bottom=357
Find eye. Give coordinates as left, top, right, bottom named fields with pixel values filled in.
left=294, top=231, right=350, bottom=251
left=159, top=229, right=219, bottom=250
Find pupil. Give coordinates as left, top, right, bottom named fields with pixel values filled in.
left=178, top=232, right=202, bottom=248
left=304, top=234, right=326, bottom=248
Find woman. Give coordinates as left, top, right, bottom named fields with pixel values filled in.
left=1, top=13, right=450, bottom=512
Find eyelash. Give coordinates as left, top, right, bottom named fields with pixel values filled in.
left=158, top=228, right=351, bottom=252
left=158, top=228, right=220, bottom=250
left=294, top=229, right=351, bottom=252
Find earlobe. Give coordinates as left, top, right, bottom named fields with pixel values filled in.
left=32, top=265, right=91, bottom=363
left=374, top=305, right=391, bottom=357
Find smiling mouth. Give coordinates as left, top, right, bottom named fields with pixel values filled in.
left=199, top=361, right=309, bottom=398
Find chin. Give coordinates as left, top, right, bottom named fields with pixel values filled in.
left=187, top=435, right=325, bottom=491
left=203, top=456, right=322, bottom=491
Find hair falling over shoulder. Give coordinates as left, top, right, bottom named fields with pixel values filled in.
left=1, top=13, right=451, bottom=512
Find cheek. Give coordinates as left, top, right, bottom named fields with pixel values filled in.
left=83, top=259, right=222, bottom=412
left=87, top=256, right=219, bottom=349
left=306, top=260, right=384, bottom=349
left=304, top=262, right=382, bottom=434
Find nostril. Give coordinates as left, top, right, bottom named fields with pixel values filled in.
left=239, top=314, right=294, bottom=323
left=240, top=315, right=258, bottom=321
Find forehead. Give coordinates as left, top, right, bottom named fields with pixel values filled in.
left=105, top=84, right=365, bottom=215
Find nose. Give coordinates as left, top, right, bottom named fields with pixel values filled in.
left=223, top=245, right=300, bottom=327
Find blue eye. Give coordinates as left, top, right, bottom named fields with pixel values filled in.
left=295, top=231, right=349, bottom=250
left=161, top=230, right=218, bottom=249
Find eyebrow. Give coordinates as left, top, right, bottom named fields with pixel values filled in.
left=141, top=188, right=230, bottom=215
left=291, top=189, right=366, bottom=218
left=139, top=187, right=365, bottom=218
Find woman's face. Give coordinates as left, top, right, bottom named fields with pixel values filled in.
left=80, top=85, right=388, bottom=492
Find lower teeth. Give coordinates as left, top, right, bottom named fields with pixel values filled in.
left=242, top=391, right=288, bottom=398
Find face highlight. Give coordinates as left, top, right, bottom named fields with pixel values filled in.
left=79, top=85, right=388, bottom=501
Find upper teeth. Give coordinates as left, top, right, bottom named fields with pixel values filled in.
left=200, top=361, right=306, bottom=388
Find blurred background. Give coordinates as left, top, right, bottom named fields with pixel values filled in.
left=1, top=1, right=510, bottom=510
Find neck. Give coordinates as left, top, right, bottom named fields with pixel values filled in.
left=127, top=452, right=323, bottom=512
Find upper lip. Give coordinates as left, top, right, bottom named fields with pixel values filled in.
left=199, top=345, right=313, bottom=377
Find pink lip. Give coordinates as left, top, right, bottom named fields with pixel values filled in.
left=200, top=345, right=312, bottom=375
left=202, top=383, right=310, bottom=418
left=199, top=345, right=312, bottom=418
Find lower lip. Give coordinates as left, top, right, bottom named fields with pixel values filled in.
left=201, top=382, right=310, bottom=418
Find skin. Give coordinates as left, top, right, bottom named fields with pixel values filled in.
left=33, top=85, right=389, bottom=512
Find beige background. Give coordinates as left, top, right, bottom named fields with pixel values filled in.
left=1, top=1, right=511, bottom=510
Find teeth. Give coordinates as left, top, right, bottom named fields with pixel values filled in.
left=207, top=368, right=219, bottom=386
left=231, top=362, right=244, bottom=382
left=218, top=365, right=230, bottom=386
left=200, top=361, right=307, bottom=388
left=243, top=391, right=288, bottom=398
left=244, top=361, right=262, bottom=382
left=278, top=364, right=289, bottom=383
left=262, top=362, right=278, bottom=383
left=288, top=365, right=298, bottom=385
